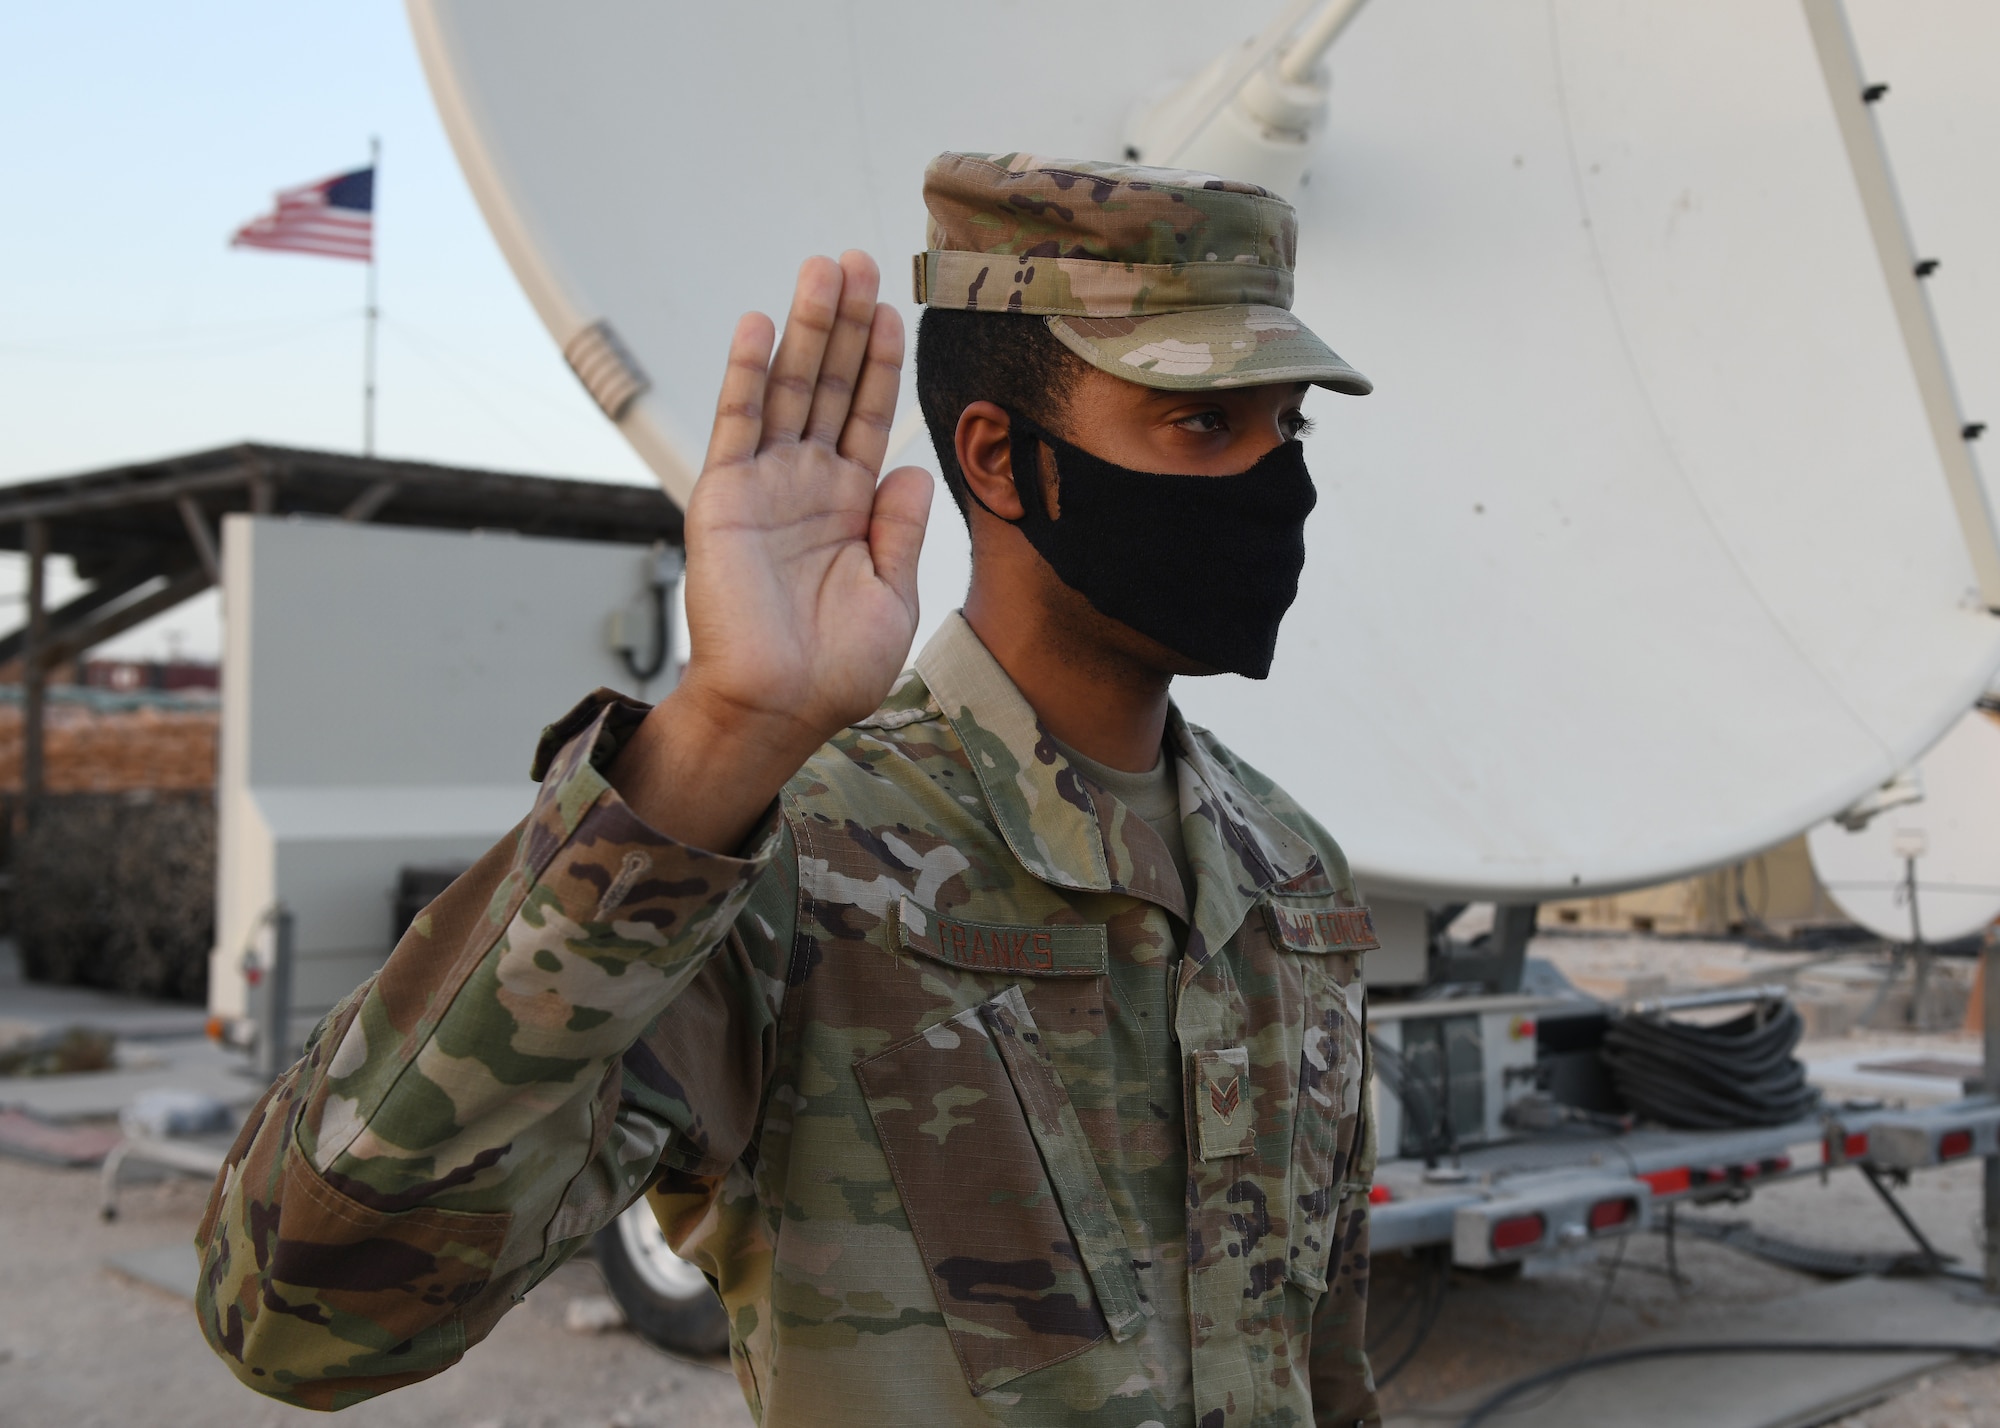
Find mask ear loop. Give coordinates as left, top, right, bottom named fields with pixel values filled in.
left=957, top=409, right=1053, bottom=526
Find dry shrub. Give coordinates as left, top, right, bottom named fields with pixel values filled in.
left=15, top=790, right=216, bottom=1002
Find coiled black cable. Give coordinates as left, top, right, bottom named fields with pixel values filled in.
left=1600, top=1000, right=1818, bottom=1129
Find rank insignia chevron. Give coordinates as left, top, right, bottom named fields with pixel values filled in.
left=1210, top=1074, right=1241, bottom=1123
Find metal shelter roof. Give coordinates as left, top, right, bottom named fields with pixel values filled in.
left=0, top=443, right=682, bottom=670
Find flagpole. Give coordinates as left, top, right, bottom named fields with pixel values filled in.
left=364, top=135, right=380, bottom=456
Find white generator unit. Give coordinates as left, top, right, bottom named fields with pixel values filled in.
left=209, top=514, right=669, bottom=1039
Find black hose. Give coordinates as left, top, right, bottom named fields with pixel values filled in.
left=620, top=576, right=671, bottom=682
left=1369, top=1245, right=1451, bottom=1389
left=1368, top=1033, right=1451, bottom=1165
left=1600, top=1001, right=1818, bottom=1128
left=1457, top=1339, right=2000, bottom=1426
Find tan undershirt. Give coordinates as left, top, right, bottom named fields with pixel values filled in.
left=1055, top=739, right=1193, bottom=913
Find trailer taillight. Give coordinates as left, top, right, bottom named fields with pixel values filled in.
left=1939, top=1129, right=1975, bottom=1161
left=1639, top=1167, right=1691, bottom=1196
left=1490, top=1214, right=1545, bottom=1252
left=1587, top=1197, right=1637, bottom=1233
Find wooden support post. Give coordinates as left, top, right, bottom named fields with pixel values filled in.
left=17, top=518, right=47, bottom=971
left=176, top=496, right=222, bottom=587
left=21, top=518, right=48, bottom=823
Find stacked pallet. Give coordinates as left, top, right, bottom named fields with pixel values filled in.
left=0, top=702, right=217, bottom=792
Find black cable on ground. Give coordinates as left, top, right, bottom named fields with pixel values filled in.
left=1600, top=1000, right=1818, bottom=1128
left=1483, top=1234, right=1630, bottom=1417
left=1369, top=1244, right=1451, bottom=1389
left=1456, top=1339, right=2000, bottom=1427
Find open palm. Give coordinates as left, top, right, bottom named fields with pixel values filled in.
left=678, top=252, right=933, bottom=753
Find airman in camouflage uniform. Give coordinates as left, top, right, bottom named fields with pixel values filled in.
left=197, top=153, right=1382, bottom=1427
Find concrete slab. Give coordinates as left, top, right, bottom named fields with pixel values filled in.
left=0, top=1107, right=124, bottom=1166
left=104, top=1243, right=199, bottom=1300
left=0, top=940, right=209, bottom=1043
left=1386, top=1276, right=2000, bottom=1428
left=0, top=1037, right=261, bottom=1122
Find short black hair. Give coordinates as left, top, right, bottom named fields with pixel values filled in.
left=914, top=308, right=1091, bottom=524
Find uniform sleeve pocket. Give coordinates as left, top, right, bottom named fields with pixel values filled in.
left=228, top=1149, right=513, bottom=1392
left=856, top=984, right=1143, bottom=1396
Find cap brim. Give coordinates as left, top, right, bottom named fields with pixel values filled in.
left=1046, top=306, right=1371, bottom=396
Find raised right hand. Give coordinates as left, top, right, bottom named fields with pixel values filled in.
left=609, top=252, right=933, bottom=852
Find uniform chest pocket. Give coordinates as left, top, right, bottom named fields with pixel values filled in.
left=1265, top=902, right=1373, bottom=1295
left=855, top=979, right=1143, bottom=1397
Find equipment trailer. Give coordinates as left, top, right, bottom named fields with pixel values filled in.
left=1370, top=1094, right=2000, bottom=1266
left=1366, top=969, right=1999, bottom=1259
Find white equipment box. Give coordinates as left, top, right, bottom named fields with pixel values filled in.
left=209, top=514, right=664, bottom=1032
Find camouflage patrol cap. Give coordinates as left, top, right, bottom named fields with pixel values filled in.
left=916, top=151, right=1370, bottom=395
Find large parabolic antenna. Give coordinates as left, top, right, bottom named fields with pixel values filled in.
left=408, top=0, right=2000, bottom=901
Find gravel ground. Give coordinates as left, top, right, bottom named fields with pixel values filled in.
left=1376, top=1155, right=1994, bottom=1421
left=1825, top=1362, right=2000, bottom=1428
left=0, top=1158, right=750, bottom=1428
left=1, top=1147, right=1986, bottom=1428
left=2, top=941, right=1992, bottom=1428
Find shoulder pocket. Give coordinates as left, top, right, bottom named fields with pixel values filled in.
left=855, top=983, right=1141, bottom=1396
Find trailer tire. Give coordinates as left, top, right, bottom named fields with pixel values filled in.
left=593, top=1200, right=731, bottom=1357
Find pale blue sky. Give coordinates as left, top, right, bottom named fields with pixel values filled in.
left=1, top=3, right=655, bottom=656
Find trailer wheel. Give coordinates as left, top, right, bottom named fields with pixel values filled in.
left=592, top=1200, right=731, bottom=1356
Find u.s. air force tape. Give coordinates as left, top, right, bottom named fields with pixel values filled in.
left=1264, top=903, right=1380, bottom=954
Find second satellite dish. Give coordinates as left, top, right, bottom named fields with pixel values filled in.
left=409, top=0, right=2000, bottom=901
left=1808, top=708, right=2000, bottom=943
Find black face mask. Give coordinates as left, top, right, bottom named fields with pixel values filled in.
left=968, top=413, right=1318, bottom=679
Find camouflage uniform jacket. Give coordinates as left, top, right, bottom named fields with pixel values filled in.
left=196, top=612, right=1380, bottom=1427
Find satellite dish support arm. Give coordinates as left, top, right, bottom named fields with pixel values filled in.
left=1802, top=0, right=2000, bottom=612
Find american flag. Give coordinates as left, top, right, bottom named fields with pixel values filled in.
left=230, top=167, right=374, bottom=262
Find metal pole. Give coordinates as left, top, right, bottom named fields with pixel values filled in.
left=1984, top=927, right=1999, bottom=1298
left=255, top=906, right=295, bottom=1083
left=1276, top=0, right=1372, bottom=84
left=1904, top=854, right=1930, bottom=1028
left=363, top=135, right=379, bottom=457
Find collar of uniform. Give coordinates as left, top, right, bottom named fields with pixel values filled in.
left=1165, top=705, right=1323, bottom=969
left=1164, top=708, right=1321, bottom=892
left=914, top=612, right=1318, bottom=906
left=916, top=612, right=1112, bottom=892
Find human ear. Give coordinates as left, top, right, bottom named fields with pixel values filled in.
left=954, top=401, right=1027, bottom=521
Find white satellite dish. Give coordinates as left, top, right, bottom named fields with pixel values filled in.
left=408, top=0, right=2000, bottom=901
left=1807, top=708, right=2000, bottom=943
